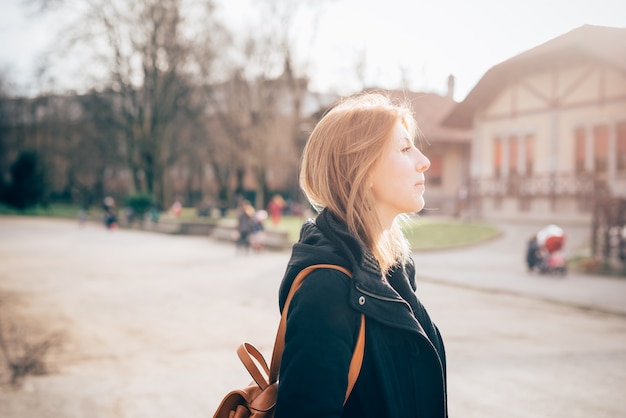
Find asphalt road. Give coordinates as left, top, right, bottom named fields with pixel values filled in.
left=0, top=216, right=624, bottom=418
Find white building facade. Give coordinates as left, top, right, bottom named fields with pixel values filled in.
left=444, top=25, right=626, bottom=224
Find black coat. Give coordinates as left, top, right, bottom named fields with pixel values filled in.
left=275, top=209, right=448, bottom=418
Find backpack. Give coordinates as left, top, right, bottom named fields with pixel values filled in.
left=212, top=264, right=366, bottom=418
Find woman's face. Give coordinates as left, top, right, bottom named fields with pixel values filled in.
left=369, top=119, right=430, bottom=227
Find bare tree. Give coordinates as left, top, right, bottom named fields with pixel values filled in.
left=0, top=88, right=127, bottom=208
left=70, top=91, right=124, bottom=205
left=33, top=0, right=226, bottom=206
left=195, top=0, right=329, bottom=209
left=26, top=0, right=335, bottom=209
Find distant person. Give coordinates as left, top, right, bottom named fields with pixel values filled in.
left=102, top=196, right=118, bottom=230
left=170, top=200, right=183, bottom=217
left=196, top=197, right=213, bottom=218
left=235, top=200, right=257, bottom=254
left=78, top=205, right=87, bottom=227
left=124, top=206, right=135, bottom=226
left=455, top=184, right=468, bottom=218
left=268, top=194, right=285, bottom=226
left=526, top=233, right=540, bottom=272
left=219, top=200, right=228, bottom=218
left=250, top=209, right=267, bottom=252
left=150, top=204, right=161, bottom=223
left=274, top=93, right=447, bottom=417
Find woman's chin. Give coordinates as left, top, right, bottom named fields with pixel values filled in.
left=414, top=198, right=425, bottom=213
left=403, top=200, right=425, bottom=215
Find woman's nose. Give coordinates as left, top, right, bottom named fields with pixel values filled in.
left=416, top=152, right=430, bottom=172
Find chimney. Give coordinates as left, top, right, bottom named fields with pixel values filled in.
left=447, top=74, right=455, bottom=99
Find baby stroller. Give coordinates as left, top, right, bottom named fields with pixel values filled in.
left=527, top=224, right=567, bottom=276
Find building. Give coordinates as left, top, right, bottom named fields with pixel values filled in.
left=444, top=25, right=626, bottom=224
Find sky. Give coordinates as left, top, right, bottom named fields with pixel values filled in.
left=1, top=0, right=625, bottom=101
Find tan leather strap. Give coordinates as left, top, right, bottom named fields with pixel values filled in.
left=237, top=342, right=271, bottom=390
left=268, top=264, right=365, bottom=404
left=346, top=312, right=365, bottom=403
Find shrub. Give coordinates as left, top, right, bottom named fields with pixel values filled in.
left=124, top=193, right=154, bottom=219
left=3, top=151, right=47, bottom=209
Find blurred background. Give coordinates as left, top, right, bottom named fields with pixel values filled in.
left=1, top=0, right=624, bottom=271
left=0, top=1, right=625, bottom=416
left=0, top=0, right=626, bottom=259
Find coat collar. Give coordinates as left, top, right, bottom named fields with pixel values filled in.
left=315, top=210, right=431, bottom=337
left=279, top=208, right=446, bottom=376
left=280, top=209, right=442, bottom=349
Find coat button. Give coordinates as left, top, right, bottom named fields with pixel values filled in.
left=358, top=296, right=366, bottom=305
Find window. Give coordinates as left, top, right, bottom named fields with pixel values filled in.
left=574, top=127, right=586, bottom=172
left=428, top=154, right=442, bottom=186
left=524, top=134, right=534, bottom=175
left=618, top=121, right=626, bottom=173
left=593, top=125, right=609, bottom=174
left=494, top=137, right=502, bottom=178
left=508, top=135, right=518, bottom=175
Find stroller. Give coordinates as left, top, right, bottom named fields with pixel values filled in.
left=527, top=224, right=567, bottom=276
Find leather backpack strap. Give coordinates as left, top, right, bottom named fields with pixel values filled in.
left=346, top=313, right=365, bottom=403
left=237, top=343, right=271, bottom=390
left=268, top=264, right=365, bottom=404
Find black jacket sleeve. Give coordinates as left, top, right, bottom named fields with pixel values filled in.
left=275, top=269, right=360, bottom=418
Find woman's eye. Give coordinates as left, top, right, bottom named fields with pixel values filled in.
left=402, top=146, right=412, bottom=153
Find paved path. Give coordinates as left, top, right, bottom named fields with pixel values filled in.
left=0, top=216, right=624, bottom=418
left=412, top=220, right=626, bottom=316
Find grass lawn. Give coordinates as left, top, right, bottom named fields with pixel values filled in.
left=402, top=217, right=501, bottom=250
left=0, top=204, right=501, bottom=251
left=0, top=203, right=82, bottom=219
left=266, top=214, right=501, bottom=251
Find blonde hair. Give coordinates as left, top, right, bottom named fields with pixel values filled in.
left=300, top=92, right=419, bottom=273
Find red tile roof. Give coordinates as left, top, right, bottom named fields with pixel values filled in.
left=377, top=89, right=471, bottom=144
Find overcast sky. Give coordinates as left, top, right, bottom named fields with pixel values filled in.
left=1, top=0, right=625, bottom=100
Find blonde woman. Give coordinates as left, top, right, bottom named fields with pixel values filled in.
left=275, top=93, right=447, bottom=417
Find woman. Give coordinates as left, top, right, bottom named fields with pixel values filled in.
left=275, top=92, right=447, bottom=417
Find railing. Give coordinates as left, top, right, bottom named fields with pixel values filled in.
left=470, top=173, right=595, bottom=197
left=467, top=173, right=607, bottom=215
left=592, top=197, right=626, bottom=271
